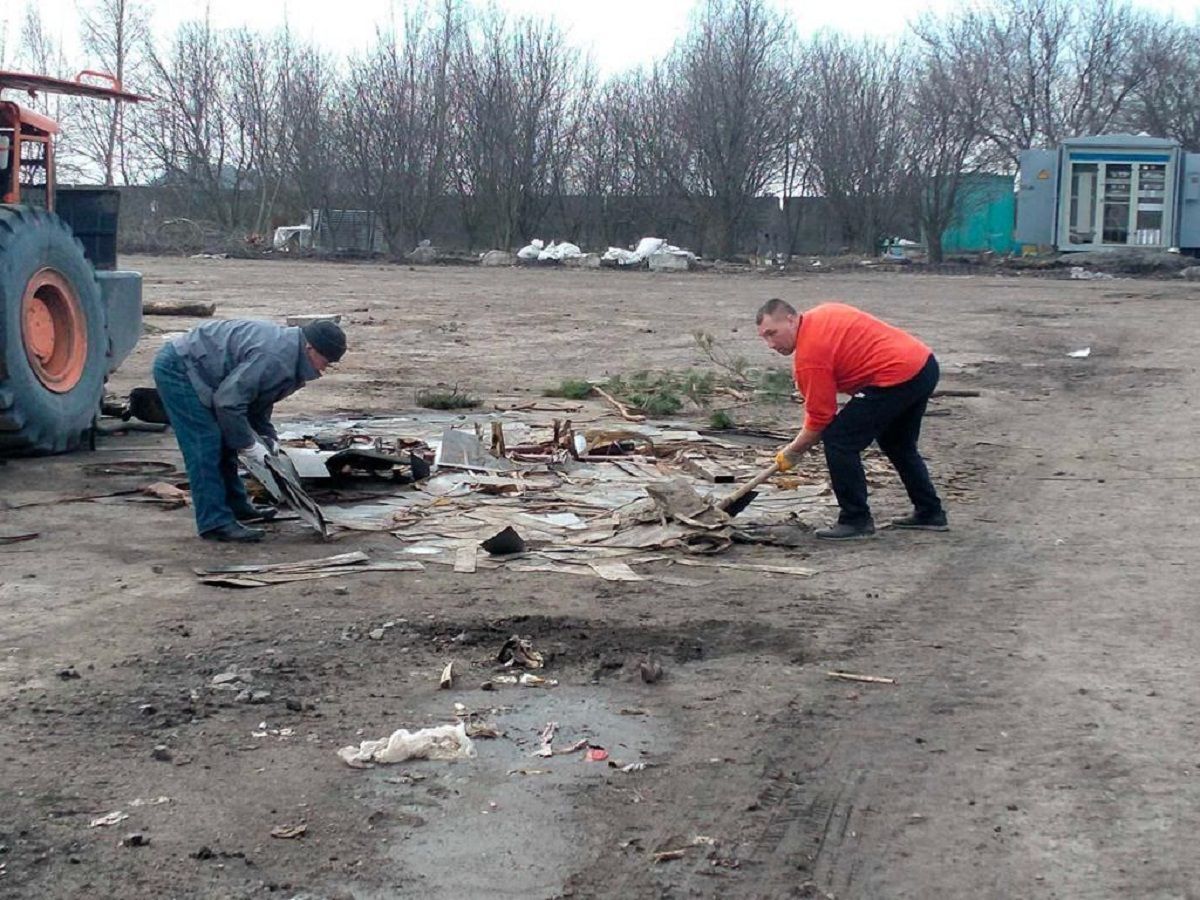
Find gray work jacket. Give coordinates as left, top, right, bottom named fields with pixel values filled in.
left=171, top=319, right=320, bottom=450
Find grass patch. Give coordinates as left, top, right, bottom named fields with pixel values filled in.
left=415, top=387, right=479, bottom=410
left=708, top=409, right=736, bottom=430
left=543, top=378, right=595, bottom=400
left=750, top=367, right=794, bottom=402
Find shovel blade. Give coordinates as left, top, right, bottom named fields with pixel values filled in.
left=723, top=489, right=759, bottom=518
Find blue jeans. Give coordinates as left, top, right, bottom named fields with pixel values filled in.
left=153, top=344, right=250, bottom=535
left=821, top=355, right=944, bottom=526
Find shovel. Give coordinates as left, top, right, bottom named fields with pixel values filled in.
left=717, top=462, right=780, bottom=517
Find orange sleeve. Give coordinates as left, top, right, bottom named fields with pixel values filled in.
left=796, top=366, right=837, bottom=432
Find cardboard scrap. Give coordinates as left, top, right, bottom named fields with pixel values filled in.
left=195, top=552, right=424, bottom=588
left=0, top=532, right=39, bottom=545
left=674, top=558, right=816, bottom=577
left=587, top=560, right=644, bottom=582
left=454, top=544, right=478, bottom=573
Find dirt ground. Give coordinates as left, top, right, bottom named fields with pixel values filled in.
left=2, top=257, right=1198, bottom=899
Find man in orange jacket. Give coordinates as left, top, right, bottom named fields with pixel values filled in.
left=756, top=298, right=947, bottom=539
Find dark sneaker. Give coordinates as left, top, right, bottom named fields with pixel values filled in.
left=232, top=503, right=278, bottom=523
left=890, top=511, right=949, bottom=531
left=815, top=521, right=876, bottom=540
left=202, top=522, right=265, bottom=543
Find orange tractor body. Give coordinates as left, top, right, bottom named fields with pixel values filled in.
left=0, top=71, right=149, bottom=454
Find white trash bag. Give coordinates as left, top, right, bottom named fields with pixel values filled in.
left=337, top=721, right=476, bottom=768
left=517, top=239, right=545, bottom=260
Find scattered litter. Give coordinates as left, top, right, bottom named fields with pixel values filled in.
left=639, top=660, right=664, bottom=684
left=128, top=796, right=172, bottom=807
left=270, top=823, right=307, bottom=839
left=585, top=747, right=609, bottom=762
left=612, top=761, right=647, bottom=772
left=534, top=721, right=558, bottom=757
left=497, top=635, right=545, bottom=669
left=140, top=482, right=190, bottom=506
left=826, top=671, right=896, bottom=685
left=652, top=835, right=719, bottom=863
left=439, top=661, right=455, bottom=689
left=1069, top=267, right=1114, bottom=280
left=1067, top=347, right=1092, bottom=359
left=653, top=849, right=688, bottom=864
left=90, top=811, right=129, bottom=828
left=120, top=832, right=150, bottom=847
left=337, top=721, right=476, bottom=768
left=508, top=768, right=550, bottom=776
left=519, top=673, right=557, bottom=687
left=466, top=722, right=502, bottom=739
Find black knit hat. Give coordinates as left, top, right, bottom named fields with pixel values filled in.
left=302, top=320, right=346, bottom=362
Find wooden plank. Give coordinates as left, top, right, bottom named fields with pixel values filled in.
left=143, top=300, right=216, bottom=317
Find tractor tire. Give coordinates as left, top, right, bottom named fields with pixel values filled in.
left=0, top=205, right=107, bottom=455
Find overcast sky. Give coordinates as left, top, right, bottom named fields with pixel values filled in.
left=2, top=0, right=1199, bottom=76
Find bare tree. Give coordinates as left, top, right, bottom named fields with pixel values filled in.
left=904, top=19, right=993, bottom=261
left=276, top=42, right=339, bottom=224
left=963, top=0, right=1151, bottom=165
left=74, top=0, right=151, bottom=185
left=141, top=18, right=251, bottom=230
left=666, top=0, right=797, bottom=257
left=450, top=11, right=592, bottom=249
left=804, top=35, right=911, bottom=253
left=340, top=0, right=461, bottom=253
left=1124, top=20, right=1200, bottom=150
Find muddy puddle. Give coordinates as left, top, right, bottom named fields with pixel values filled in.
left=343, top=683, right=669, bottom=896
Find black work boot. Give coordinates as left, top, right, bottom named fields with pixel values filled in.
left=202, top=522, right=266, bottom=543
left=890, top=510, right=949, bottom=532
left=815, top=520, right=876, bottom=540
left=232, top=502, right=279, bottom=523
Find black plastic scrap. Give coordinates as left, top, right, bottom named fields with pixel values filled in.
left=481, top=525, right=526, bottom=556
left=324, top=448, right=431, bottom=483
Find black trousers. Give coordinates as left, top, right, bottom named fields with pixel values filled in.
left=821, top=355, right=944, bottom=526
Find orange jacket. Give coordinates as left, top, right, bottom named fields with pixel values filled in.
left=793, top=303, right=931, bottom=432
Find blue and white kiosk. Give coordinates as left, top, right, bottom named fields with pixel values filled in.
left=1016, top=134, right=1200, bottom=253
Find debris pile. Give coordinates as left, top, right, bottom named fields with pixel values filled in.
left=190, top=404, right=910, bottom=585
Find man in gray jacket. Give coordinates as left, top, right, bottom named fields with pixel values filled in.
left=152, top=318, right=347, bottom=542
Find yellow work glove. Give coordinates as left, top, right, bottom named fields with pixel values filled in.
left=775, top=448, right=800, bottom=472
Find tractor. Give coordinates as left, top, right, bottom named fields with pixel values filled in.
left=0, top=70, right=147, bottom=455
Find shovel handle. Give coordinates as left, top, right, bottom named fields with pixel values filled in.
left=718, top=462, right=780, bottom=511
